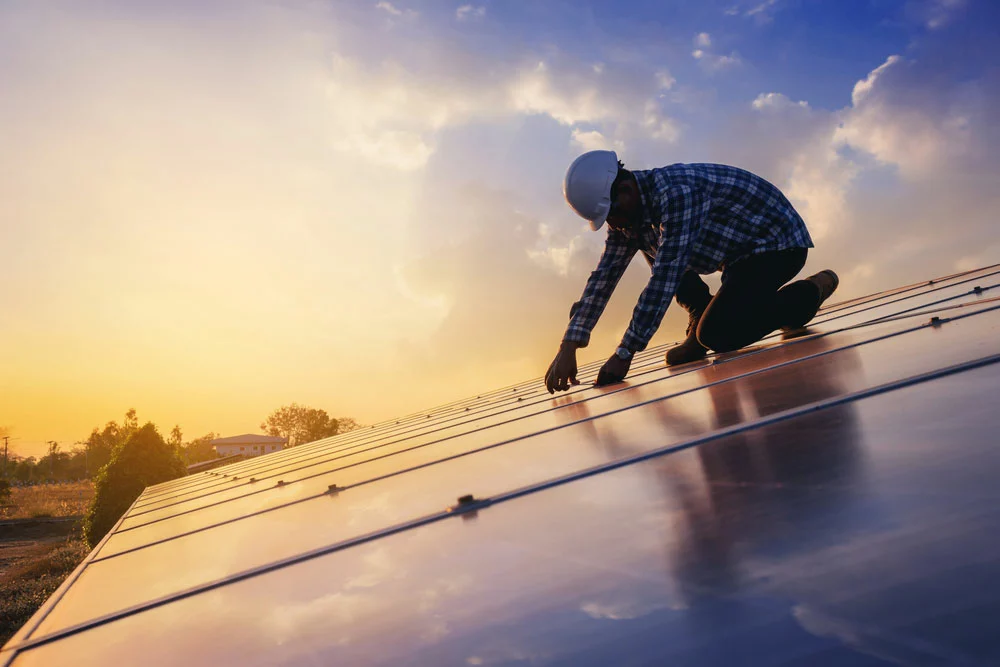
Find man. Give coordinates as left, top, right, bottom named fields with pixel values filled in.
left=544, top=150, right=838, bottom=393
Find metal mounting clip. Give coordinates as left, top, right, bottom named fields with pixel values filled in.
left=448, top=494, right=492, bottom=520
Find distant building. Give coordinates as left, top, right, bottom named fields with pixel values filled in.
left=210, top=434, right=288, bottom=459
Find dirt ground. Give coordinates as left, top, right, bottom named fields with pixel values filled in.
left=0, top=518, right=88, bottom=646
left=0, top=518, right=80, bottom=579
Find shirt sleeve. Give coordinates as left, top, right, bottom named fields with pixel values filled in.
left=563, top=229, right=637, bottom=347
left=620, top=184, right=708, bottom=352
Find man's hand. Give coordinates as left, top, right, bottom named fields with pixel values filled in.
left=545, top=342, right=581, bottom=394
left=594, top=352, right=631, bottom=387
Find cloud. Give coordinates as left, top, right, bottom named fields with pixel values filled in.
left=691, top=33, right=742, bottom=72
left=723, top=0, right=783, bottom=22
left=508, top=58, right=677, bottom=139
left=849, top=55, right=901, bottom=106
left=456, top=5, right=486, bottom=21
left=920, top=0, right=966, bottom=29
left=746, top=0, right=781, bottom=19
left=835, top=54, right=977, bottom=177
left=571, top=129, right=612, bottom=152
left=724, top=93, right=854, bottom=243
left=375, top=1, right=417, bottom=19
left=580, top=598, right=677, bottom=620
left=3, top=0, right=997, bottom=440
left=376, top=1, right=402, bottom=16
left=722, top=6, right=1000, bottom=297
left=752, top=92, right=809, bottom=111
left=319, top=40, right=679, bottom=171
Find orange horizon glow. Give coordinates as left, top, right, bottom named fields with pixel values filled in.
left=3, top=2, right=994, bottom=461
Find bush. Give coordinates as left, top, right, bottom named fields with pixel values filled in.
left=82, top=423, right=186, bottom=547
left=0, top=478, right=10, bottom=503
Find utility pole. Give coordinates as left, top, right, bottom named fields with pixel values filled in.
left=2, top=436, right=8, bottom=479
left=46, top=441, right=58, bottom=481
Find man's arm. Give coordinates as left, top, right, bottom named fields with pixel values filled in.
left=546, top=231, right=636, bottom=393
left=563, top=231, right=637, bottom=347
left=620, top=184, right=708, bottom=352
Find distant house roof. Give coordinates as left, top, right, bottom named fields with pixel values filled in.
left=210, top=434, right=288, bottom=446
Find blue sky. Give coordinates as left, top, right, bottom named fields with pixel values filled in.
left=1, top=0, right=997, bottom=453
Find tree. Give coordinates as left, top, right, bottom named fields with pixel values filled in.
left=334, top=417, right=362, bottom=434
left=84, top=408, right=142, bottom=476
left=260, top=403, right=347, bottom=447
left=182, top=433, right=218, bottom=465
left=12, top=456, right=37, bottom=483
left=83, top=423, right=186, bottom=547
left=123, top=408, right=138, bottom=433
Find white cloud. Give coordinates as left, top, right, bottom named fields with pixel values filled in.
left=850, top=55, right=900, bottom=106
left=836, top=55, right=975, bottom=177
left=746, top=0, right=782, bottom=21
left=571, top=128, right=611, bottom=152
left=781, top=147, right=857, bottom=242
left=693, top=49, right=742, bottom=71
left=323, top=54, right=495, bottom=170
left=376, top=1, right=402, bottom=16
left=692, top=33, right=741, bottom=72
left=752, top=92, right=809, bottom=111
left=924, top=0, right=966, bottom=29
left=580, top=598, right=678, bottom=620
left=507, top=58, right=680, bottom=145
left=643, top=100, right=681, bottom=141
left=317, top=38, right=679, bottom=171
left=456, top=5, right=486, bottom=21
left=375, top=1, right=418, bottom=21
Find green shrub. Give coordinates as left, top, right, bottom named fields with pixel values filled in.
left=82, top=423, right=185, bottom=547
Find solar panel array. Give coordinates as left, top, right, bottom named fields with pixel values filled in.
left=4, top=264, right=1000, bottom=666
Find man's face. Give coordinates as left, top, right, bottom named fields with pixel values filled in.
left=606, top=173, right=641, bottom=232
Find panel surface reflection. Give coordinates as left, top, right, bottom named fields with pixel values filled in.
left=13, top=363, right=999, bottom=666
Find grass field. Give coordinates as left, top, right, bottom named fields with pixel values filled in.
left=0, top=482, right=94, bottom=646
left=0, top=481, right=94, bottom=520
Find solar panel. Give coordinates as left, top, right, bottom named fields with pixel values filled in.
left=3, top=264, right=999, bottom=665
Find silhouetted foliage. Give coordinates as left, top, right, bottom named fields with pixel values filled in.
left=6, top=448, right=89, bottom=484
left=182, top=433, right=219, bottom=465
left=260, top=404, right=361, bottom=446
left=334, top=417, right=362, bottom=434
left=84, top=409, right=139, bottom=475
left=0, top=479, right=10, bottom=503
left=82, top=423, right=185, bottom=547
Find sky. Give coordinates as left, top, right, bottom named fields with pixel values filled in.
left=1, top=0, right=998, bottom=458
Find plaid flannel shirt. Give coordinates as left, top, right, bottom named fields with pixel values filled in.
left=563, top=163, right=814, bottom=352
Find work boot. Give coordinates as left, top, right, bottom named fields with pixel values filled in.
left=666, top=309, right=708, bottom=366
left=781, top=325, right=815, bottom=341
left=667, top=271, right=712, bottom=366
left=806, top=270, right=839, bottom=308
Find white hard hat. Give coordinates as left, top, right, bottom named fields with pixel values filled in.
left=563, top=150, right=619, bottom=231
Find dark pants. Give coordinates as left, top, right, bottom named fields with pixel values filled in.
left=676, top=248, right=820, bottom=353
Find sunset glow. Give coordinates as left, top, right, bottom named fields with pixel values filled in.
left=2, top=0, right=997, bottom=457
